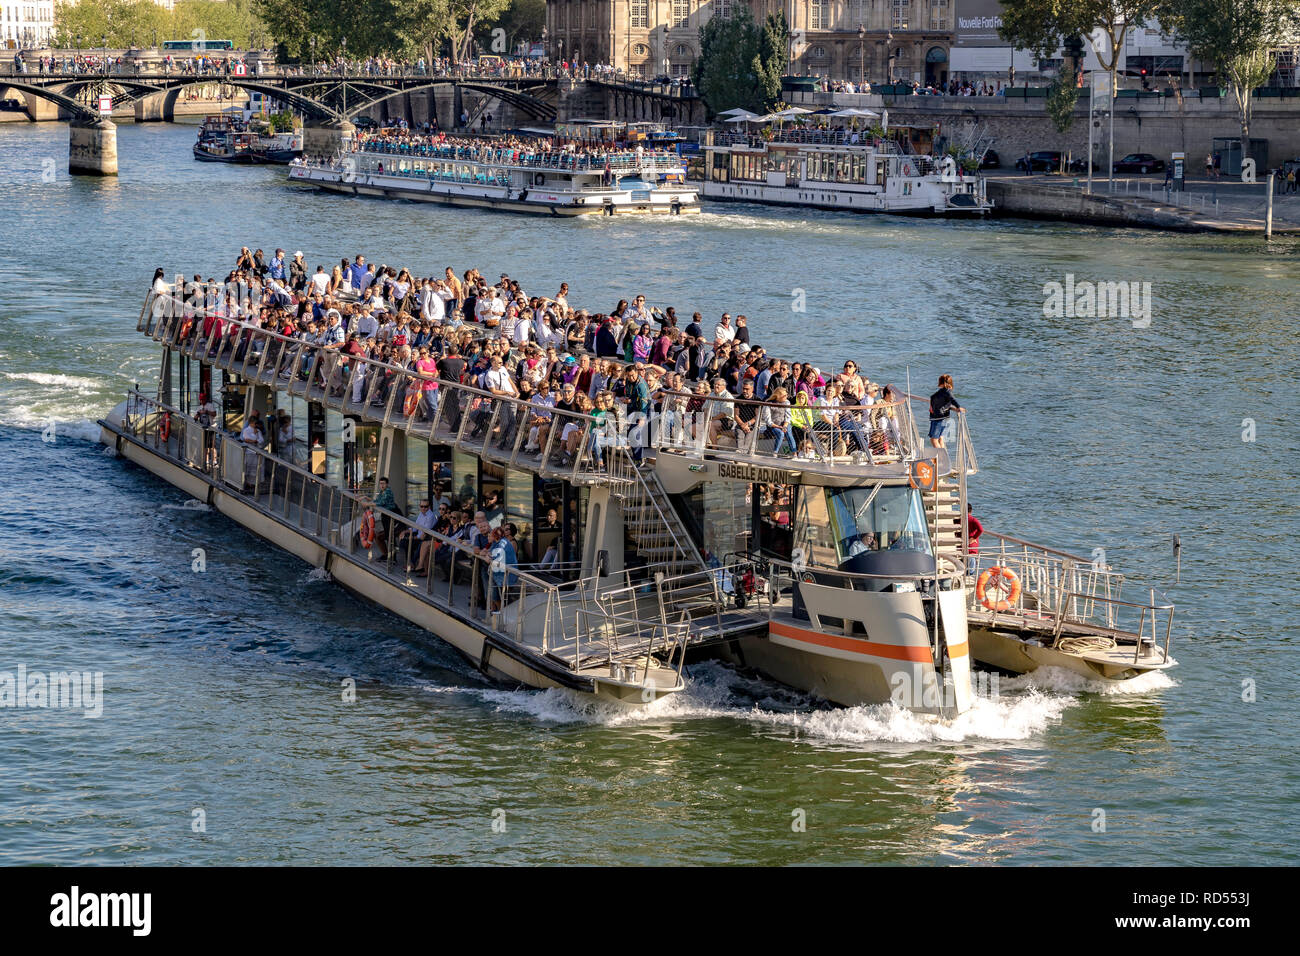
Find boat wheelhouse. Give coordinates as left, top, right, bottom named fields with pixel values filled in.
left=289, top=135, right=700, bottom=217
left=701, top=127, right=991, bottom=215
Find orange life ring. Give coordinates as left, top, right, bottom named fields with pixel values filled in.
left=160, top=412, right=171, bottom=442
left=976, top=566, right=1021, bottom=612
left=402, top=388, right=419, bottom=417
left=358, top=510, right=376, bottom=548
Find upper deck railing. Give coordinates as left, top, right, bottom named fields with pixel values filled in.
left=710, top=128, right=909, bottom=153
left=138, top=287, right=959, bottom=482
left=350, top=140, right=684, bottom=174
left=112, top=387, right=695, bottom=681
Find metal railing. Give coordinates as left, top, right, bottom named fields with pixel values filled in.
left=115, top=388, right=647, bottom=667
left=648, top=387, right=921, bottom=471
left=970, top=530, right=1175, bottom=659
left=139, top=290, right=611, bottom=486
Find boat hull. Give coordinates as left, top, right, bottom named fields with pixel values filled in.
left=97, top=408, right=680, bottom=706
left=700, top=180, right=990, bottom=216
left=290, top=164, right=700, bottom=217
left=721, top=610, right=970, bottom=716
left=968, top=625, right=1176, bottom=681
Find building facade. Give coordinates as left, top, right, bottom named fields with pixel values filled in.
left=3, top=1, right=55, bottom=48
left=545, top=0, right=957, bottom=86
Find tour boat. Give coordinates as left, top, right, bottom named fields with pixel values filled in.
left=289, top=137, right=700, bottom=216
left=100, top=281, right=982, bottom=714
left=700, top=127, right=991, bottom=216
left=100, top=278, right=1174, bottom=713
left=193, top=116, right=258, bottom=164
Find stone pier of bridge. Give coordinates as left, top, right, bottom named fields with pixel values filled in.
left=68, top=118, right=118, bottom=176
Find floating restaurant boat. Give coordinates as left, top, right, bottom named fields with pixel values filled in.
left=193, top=114, right=302, bottom=165
left=700, top=126, right=991, bottom=215
left=289, top=134, right=700, bottom=216
left=193, top=115, right=258, bottom=164
left=99, top=279, right=1173, bottom=713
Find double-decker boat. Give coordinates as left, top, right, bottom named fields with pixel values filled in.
left=700, top=127, right=991, bottom=215
left=100, top=280, right=986, bottom=715
left=100, top=277, right=1175, bottom=715
left=289, top=134, right=700, bottom=216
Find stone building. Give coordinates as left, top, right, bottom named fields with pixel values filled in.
left=545, top=0, right=957, bottom=87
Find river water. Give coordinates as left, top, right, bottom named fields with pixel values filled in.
left=0, top=122, right=1296, bottom=865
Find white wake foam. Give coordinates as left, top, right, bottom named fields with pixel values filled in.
left=160, top=499, right=211, bottom=512
left=304, top=568, right=334, bottom=584
left=419, top=663, right=1082, bottom=746
left=0, top=371, right=101, bottom=390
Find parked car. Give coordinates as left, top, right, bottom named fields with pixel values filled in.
left=980, top=149, right=1000, bottom=169
left=352, top=116, right=380, bottom=131
left=1014, top=151, right=1094, bottom=173
left=0, top=98, right=23, bottom=112
left=1112, top=152, right=1166, bottom=173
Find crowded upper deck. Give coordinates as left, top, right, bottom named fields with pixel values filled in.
left=348, top=130, right=684, bottom=173
left=144, top=247, right=971, bottom=483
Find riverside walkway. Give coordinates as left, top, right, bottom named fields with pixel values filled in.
left=987, top=173, right=1300, bottom=234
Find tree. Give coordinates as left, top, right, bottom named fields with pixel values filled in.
left=1156, top=0, right=1300, bottom=143
left=1045, top=71, right=1081, bottom=172
left=695, top=6, right=785, bottom=114
left=753, top=12, right=789, bottom=110
left=478, top=0, right=545, bottom=55
left=998, top=0, right=1160, bottom=103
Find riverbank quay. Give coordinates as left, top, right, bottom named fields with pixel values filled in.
left=987, top=174, right=1300, bottom=234
left=786, top=89, right=1300, bottom=170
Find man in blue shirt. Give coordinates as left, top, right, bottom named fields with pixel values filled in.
left=269, top=248, right=286, bottom=281
left=348, top=255, right=367, bottom=292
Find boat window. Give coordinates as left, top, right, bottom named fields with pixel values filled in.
left=504, top=468, right=534, bottom=560
left=481, top=461, right=505, bottom=527
left=452, top=450, right=478, bottom=508
left=824, top=485, right=930, bottom=563
left=757, top=482, right=795, bottom=562
left=797, top=485, right=838, bottom=568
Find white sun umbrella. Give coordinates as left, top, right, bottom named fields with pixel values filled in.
left=770, top=106, right=813, bottom=120
left=723, top=109, right=763, bottom=123
left=717, top=107, right=754, bottom=117
left=830, top=107, right=880, bottom=118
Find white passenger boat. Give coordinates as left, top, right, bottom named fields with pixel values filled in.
left=100, top=281, right=986, bottom=715
left=290, top=135, right=700, bottom=216
left=700, top=127, right=991, bottom=215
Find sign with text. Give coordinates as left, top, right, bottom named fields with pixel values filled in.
left=98, top=94, right=112, bottom=115
left=955, top=0, right=1012, bottom=47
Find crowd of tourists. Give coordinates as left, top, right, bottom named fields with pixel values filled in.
left=153, top=248, right=967, bottom=474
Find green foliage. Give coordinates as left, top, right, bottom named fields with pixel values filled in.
left=1046, top=72, right=1080, bottom=134
left=997, top=0, right=1159, bottom=71
left=53, top=0, right=266, bottom=48
left=266, top=109, right=297, bottom=132
left=1155, top=0, right=1300, bottom=137
left=753, top=12, right=789, bottom=111
left=477, top=0, right=545, bottom=53
left=695, top=6, right=786, bottom=115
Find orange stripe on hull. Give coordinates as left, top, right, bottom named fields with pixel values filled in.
left=769, top=620, right=944, bottom=662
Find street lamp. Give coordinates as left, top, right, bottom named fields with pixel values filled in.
left=857, top=25, right=865, bottom=89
